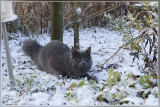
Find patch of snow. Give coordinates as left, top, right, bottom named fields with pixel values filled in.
left=134, top=2, right=158, bottom=7
left=76, top=7, right=81, bottom=15
left=1, top=27, right=158, bottom=106
left=149, top=2, right=158, bottom=7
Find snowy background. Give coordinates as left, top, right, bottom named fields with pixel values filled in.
left=1, top=27, right=158, bottom=105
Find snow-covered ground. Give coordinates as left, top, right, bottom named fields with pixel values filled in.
left=1, top=27, right=158, bottom=105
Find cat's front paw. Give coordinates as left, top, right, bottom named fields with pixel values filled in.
left=84, top=74, right=98, bottom=83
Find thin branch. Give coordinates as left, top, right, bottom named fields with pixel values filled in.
left=99, top=45, right=124, bottom=68
left=82, top=3, right=123, bottom=22
left=99, top=34, right=144, bottom=68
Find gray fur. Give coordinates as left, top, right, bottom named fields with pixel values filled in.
left=22, top=39, right=42, bottom=64
left=22, top=39, right=93, bottom=79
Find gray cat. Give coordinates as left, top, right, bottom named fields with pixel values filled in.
left=22, top=39, right=95, bottom=80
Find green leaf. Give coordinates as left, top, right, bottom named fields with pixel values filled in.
left=120, top=100, right=129, bottom=104
left=118, top=91, right=123, bottom=100
left=129, top=83, right=136, bottom=88
left=75, top=99, right=79, bottom=103
left=108, top=68, right=114, bottom=75
left=139, top=76, right=150, bottom=85
left=78, top=81, right=85, bottom=87
left=89, top=80, right=95, bottom=85
left=66, top=92, right=71, bottom=96
left=67, top=82, right=77, bottom=90
left=114, top=72, right=121, bottom=81
left=111, top=93, right=116, bottom=99
left=97, top=94, right=103, bottom=101
left=150, top=73, right=157, bottom=79
left=15, top=79, right=21, bottom=87
left=155, top=93, right=158, bottom=98
left=55, top=81, right=63, bottom=86
left=139, top=76, right=145, bottom=85
left=110, top=78, right=116, bottom=83
left=143, top=84, right=151, bottom=89
left=32, top=76, right=37, bottom=78
left=134, top=45, right=138, bottom=51
left=126, top=73, right=132, bottom=79
left=67, top=97, right=71, bottom=101
left=107, top=70, right=121, bottom=87
left=13, top=66, right=15, bottom=69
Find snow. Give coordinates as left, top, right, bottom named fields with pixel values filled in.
left=133, top=3, right=142, bottom=7
left=30, top=92, right=50, bottom=105
left=76, top=7, right=81, bottom=15
left=149, top=2, right=158, bottom=6
left=1, top=27, right=158, bottom=105
left=133, top=2, right=158, bottom=7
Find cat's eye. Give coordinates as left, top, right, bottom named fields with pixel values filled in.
left=77, top=58, right=81, bottom=62
left=85, top=58, right=88, bottom=61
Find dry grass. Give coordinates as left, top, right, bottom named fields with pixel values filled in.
left=7, top=2, right=128, bottom=35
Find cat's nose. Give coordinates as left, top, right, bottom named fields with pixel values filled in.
left=82, top=62, right=85, bottom=66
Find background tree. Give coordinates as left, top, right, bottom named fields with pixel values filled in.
left=73, top=2, right=82, bottom=49
left=51, top=2, right=64, bottom=41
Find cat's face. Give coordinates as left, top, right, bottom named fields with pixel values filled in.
left=70, top=47, right=92, bottom=77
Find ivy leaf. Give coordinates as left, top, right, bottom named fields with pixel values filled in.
left=78, top=81, right=85, bottom=87
left=111, top=93, right=116, bottom=99
left=55, top=81, right=63, bottom=86
left=66, top=92, right=71, bottom=96
left=107, top=70, right=121, bottom=87
left=89, top=80, right=95, bottom=85
left=150, top=72, right=157, bottom=79
left=120, top=100, right=129, bottom=104
left=32, top=76, right=37, bottom=78
left=143, top=84, right=151, bottom=89
left=13, top=66, right=15, bottom=69
left=75, top=99, right=79, bottom=103
left=108, top=68, right=114, bottom=75
left=114, top=72, right=121, bottom=81
left=118, top=91, right=123, bottom=100
left=67, top=82, right=77, bottom=90
left=129, top=83, right=136, bottom=88
left=67, top=97, right=71, bottom=101
left=155, top=93, right=158, bottom=98
left=97, top=94, right=103, bottom=101
left=139, top=75, right=151, bottom=86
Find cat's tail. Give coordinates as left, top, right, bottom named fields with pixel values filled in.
left=22, top=39, right=43, bottom=63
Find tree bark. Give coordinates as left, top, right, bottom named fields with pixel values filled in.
left=51, top=2, right=64, bottom=41
left=74, top=2, right=82, bottom=49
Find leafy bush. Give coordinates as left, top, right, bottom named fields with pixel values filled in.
left=104, top=2, right=158, bottom=74
left=107, top=69, right=121, bottom=87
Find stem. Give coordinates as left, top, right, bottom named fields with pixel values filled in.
left=99, top=35, right=143, bottom=68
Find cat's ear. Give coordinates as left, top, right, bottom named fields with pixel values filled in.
left=71, top=47, right=78, bottom=57
left=85, top=46, right=91, bottom=54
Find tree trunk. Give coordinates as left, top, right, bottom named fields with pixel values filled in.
left=51, top=2, right=64, bottom=41
left=74, top=2, right=82, bottom=49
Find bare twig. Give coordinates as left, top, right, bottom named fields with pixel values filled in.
left=83, top=2, right=123, bottom=22
left=99, top=45, right=124, bottom=68
left=64, top=2, right=123, bottom=29
left=99, top=34, right=144, bottom=68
